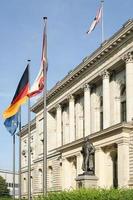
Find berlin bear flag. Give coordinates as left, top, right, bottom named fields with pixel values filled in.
left=28, top=17, right=47, bottom=98
left=86, top=6, right=102, bottom=34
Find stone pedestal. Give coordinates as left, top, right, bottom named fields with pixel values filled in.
left=76, top=174, right=98, bottom=188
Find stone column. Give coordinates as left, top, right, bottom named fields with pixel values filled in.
left=84, top=84, right=91, bottom=136
left=69, top=95, right=75, bottom=142
left=117, top=139, right=129, bottom=187
left=95, top=147, right=105, bottom=187
left=110, top=71, right=119, bottom=125
left=123, top=52, right=133, bottom=122
left=91, top=85, right=97, bottom=133
left=102, top=70, right=110, bottom=129
left=56, top=104, right=62, bottom=147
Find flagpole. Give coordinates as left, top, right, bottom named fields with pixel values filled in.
left=13, top=134, right=15, bottom=200
left=101, top=0, right=104, bottom=43
left=43, top=16, right=47, bottom=196
left=19, top=108, right=21, bottom=200
left=27, top=60, right=31, bottom=200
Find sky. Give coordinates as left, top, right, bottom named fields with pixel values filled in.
left=0, top=0, right=132, bottom=171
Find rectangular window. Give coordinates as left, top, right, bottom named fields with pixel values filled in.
left=121, top=101, right=126, bottom=122
left=100, top=111, right=103, bottom=130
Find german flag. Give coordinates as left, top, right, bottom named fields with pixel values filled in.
left=3, top=65, right=29, bottom=119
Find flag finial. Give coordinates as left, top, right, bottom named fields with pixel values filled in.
left=43, top=17, right=47, bottom=20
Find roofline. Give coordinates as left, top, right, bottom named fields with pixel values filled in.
left=31, top=19, right=133, bottom=113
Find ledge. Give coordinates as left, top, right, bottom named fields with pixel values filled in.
left=54, top=122, right=133, bottom=152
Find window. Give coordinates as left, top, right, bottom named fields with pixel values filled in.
left=121, top=101, right=126, bottom=122
left=100, top=111, right=103, bottom=130
left=100, top=96, right=103, bottom=130
left=120, top=84, right=126, bottom=122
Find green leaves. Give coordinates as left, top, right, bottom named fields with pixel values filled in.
left=0, top=176, right=9, bottom=197
left=34, top=188, right=133, bottom=200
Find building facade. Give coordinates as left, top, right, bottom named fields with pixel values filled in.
left=0, top=169, right=19, bottom=198
left=20, top=19, right=133, bottom=198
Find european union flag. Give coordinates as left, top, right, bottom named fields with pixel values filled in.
left=4, top=113, right=19, bottom=135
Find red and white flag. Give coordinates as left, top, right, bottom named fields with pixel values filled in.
left=28, top=18, right=47, bottom=98
left=86, top=6, right=102, bottom=34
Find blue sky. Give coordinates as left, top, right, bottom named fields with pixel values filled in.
left=0, top=0, right=132, bottom=170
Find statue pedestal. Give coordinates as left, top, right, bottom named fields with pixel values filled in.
left=76, top=173, right=98, bottom=188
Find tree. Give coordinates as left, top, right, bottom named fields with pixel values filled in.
left=0, top=176, right=10, bottom=196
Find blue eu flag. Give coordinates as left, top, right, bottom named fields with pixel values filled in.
left=4, top=113, right=19, bottom=135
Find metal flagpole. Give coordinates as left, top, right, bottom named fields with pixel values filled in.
left=19, top=108, right=21, bottom=200
left=101, top=0, right=104, bottom=43
left=43, top=17, right=47, bottom=196
left=13, top=134, right=15, bottom=200
left=27, top=60, right=31, bottom=200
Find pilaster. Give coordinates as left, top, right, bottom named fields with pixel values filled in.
left=56, top=104, right=62, bottom=147
left=95, top=147, right=105, bottom=187
left=123, top=51, right=133, bottom=122
left=117, top=139, right=129, bottom=187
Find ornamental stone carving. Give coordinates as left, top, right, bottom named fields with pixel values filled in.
left=56, top=104, right=61, bottom=110
left=68, top=94, right=74, bottom=102
left=101, top=69, right=110, bottom=79
left=123, top=51, right=133, bottom=63
left=83, top=83, right=91, bottom=92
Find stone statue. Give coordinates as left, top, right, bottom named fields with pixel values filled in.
left=81, top=139, right=95, bottom=175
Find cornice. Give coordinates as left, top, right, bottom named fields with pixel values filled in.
left=31, top=19, right=133, bottom=113
left=54, top=122, right=133, bottom=152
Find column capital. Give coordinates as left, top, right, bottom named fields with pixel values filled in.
left=95, top=146, right=102, bottom=152
left=117, top=138, right=129, bottom=145
left=100, top=69, right=110, bottom=79
left=56, top=104, right=61, bottom=110
left=83, top=83, right=91, bottom=92
left=68, top=94, right=74, bottom=102
left=122, top=51, right=133, bottom=63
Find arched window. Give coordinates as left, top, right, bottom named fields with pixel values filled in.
left=23, top=177, right=27, bottom=194
left=48, top=166, right=53, bottom=189
left=38, top=168, right=43, bottom=190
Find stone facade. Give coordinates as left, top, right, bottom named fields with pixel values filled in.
left=20, top=20, right=133, bottom=198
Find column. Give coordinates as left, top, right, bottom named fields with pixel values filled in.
left=69, top=95, right=75, bottom=142
left=110, top=71, right=120, bottom=125
left=95, top=147, right=105, bottom=187
left=56, top=104, right=62, bottom=147
left=123, top=52, right=133, bottom=122
left=84, top=84, right=91, bottom=136
left=117, top=139, right=129, bottom=187
left=102, top=70, right=110, bottom=129
left=91, top=85, right=97, bottom=133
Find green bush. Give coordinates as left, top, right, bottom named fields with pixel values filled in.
left=34, top=188, right=133, bottom=200
left=0, top=198, right=24, bottom=200
left=0, top=198, right=12, bottom=200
